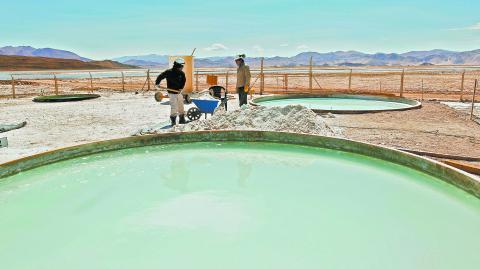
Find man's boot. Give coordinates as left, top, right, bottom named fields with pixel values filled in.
left=170, top=116, right=177, bottom=126
left=179, top=114, right=186, bottom=124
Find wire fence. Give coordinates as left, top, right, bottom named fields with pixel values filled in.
left=1, top=67, right=479, bottom=119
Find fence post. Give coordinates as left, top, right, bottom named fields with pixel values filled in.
left=460, top=70, right=465, bottom=102
left=54, top=75, right=59, bottom=95
left=348, top=69, right=353, bottom=91
left=121, top=72, right=125, bottom=92
left=147, top=70, right=151, bottom=91
left=11, top=75, right=16, bottom=98
left=225, top=71, right=229, bottom=92
left=421, top=79, right=424, bottom=101
left=400, top=69, right=405, bottom=97
left=196, top=71, right=199, bottom=91
left=284, top=74, right=288, bottom=93
left=260, top=58, right=264, bottom=95
left=471, top=79, right=478, bottom=120
left=89, top=72, right=93, bottom=90
left=309, top=56, right=313, bottom=93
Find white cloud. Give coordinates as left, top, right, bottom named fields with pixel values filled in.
left=204, top=43, right=228, bottom=51
left=253, top=45, right=265, bottom=53
left=466, top=22, right=480, bottom=30
left=449, top=22, right=480, bottom=31
left=297, top=44, right=309, bottom=50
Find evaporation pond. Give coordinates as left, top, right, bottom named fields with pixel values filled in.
left=1, top=142, right=480, bottom=269
left=257, top=97, right=413, bottom=111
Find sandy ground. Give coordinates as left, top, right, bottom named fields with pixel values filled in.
left=323, top=102, right=480, bottom=169
left=1, top=92, right=479, bottom=174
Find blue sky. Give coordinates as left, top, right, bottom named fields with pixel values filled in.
left=1, top=0, right=479, bottom=59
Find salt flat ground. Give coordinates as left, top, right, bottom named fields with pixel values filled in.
left=0, top=92, right=232, bottom=163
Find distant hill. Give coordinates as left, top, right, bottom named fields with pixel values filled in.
left=113, top=49, right=480, bottom=68
left=0, top=46, right=91, bottom=61
left=112, top=54, right=169, bottom=67
left=0, top=55, right=137, bottom=71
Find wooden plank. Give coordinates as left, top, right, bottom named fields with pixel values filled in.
left=443, top=160, right=480, bottom=175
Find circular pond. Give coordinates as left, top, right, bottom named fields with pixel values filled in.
left=0, top=132, right=479, bottom=269
left=252, top=94, right=421, bottom=113
left=33, top=94, right=100, bottom=103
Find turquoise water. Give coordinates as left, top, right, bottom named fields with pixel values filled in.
left=1, top=142, right=479, bottom=269
left=258, top=97, right=414, bottom=111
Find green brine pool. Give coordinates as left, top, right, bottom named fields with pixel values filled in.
left=1, top=142, right=479, bottom=269
left=253, top=95, right=420, bottom=113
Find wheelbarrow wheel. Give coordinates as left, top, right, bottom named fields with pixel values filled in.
left=187, top=107, right=202, bottom=121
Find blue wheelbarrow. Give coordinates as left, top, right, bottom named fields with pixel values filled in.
left=187, top=99, right=220, bottom=121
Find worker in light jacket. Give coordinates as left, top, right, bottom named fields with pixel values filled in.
left=235, top=54, right=251, bottom=106
left=155, top=58, right=187, bottom=126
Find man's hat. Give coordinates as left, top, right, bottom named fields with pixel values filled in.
left=235, top=54, right=246, bottom=61
left=173, top=58, right=185, bottom=66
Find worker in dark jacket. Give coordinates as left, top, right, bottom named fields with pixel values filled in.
left=155, top=59, right=187, bottom=126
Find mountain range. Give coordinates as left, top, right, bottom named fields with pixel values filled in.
left=3, top=46, right=480, bottom=68
left=113, top=49, right=480, bottom=68
left=0, top=46, right=90, bottom=61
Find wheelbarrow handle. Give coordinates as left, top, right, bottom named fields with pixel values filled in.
left=155, top=85, right=182, bottom=94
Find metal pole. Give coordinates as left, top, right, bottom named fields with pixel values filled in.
left=260, top=58, right=264, bottom=95
left=471, top=79, right=478, bottom=120
left=11, top=75, right=16, bottom=98
left=309, top=56, right=313, bottom=93
left=460, top=70, right=465, bottom=102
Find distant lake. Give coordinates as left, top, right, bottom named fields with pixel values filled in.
left=1, top=66, right=479, bottom=80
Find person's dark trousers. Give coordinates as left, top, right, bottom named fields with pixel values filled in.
left=238, top=87, right=248, bottom=107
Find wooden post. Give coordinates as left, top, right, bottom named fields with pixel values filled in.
left=225, top=71, right=229, bottom=92
left=309, top=56, right=313, bottom=93
left=121, top=72, right=125, bottom=92
left=89, top=72, right=93, bottom=90
left=460, top=70, right=466, bottom=102
left=284, top=74, right=288, bottom=93
left=147, top=70, right=151, bottom=92
left=195, top=71, right=199, bottom=91
left=348, top=69, right=353, bottom=91
left=11, top=75, right=16, bottom=98
left=379, top=80, right=382, bottom=93
left=421, top=79, right=424, bottom=101
left=260, top=58, right=264, bottom=95
left=54, top=75, right=59, bottom=95
left=400, top=69, right=405, bottom=97
left=471, top=79, right=478, bottom=120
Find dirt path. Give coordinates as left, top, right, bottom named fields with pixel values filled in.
left=325, top=102, right=480, bottom=158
